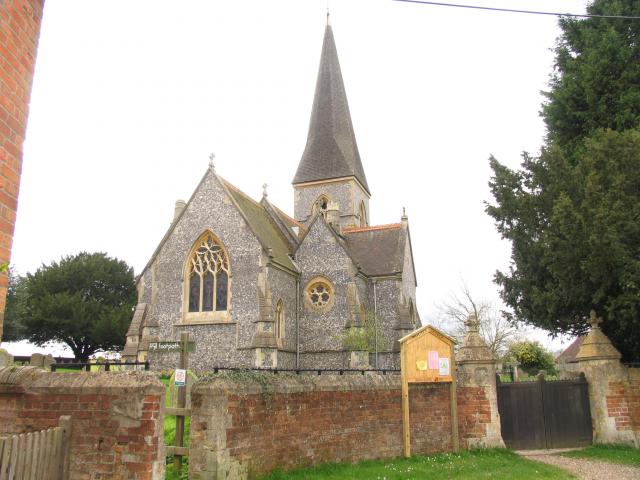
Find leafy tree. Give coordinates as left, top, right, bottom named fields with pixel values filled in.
left=487, top=0, right=640, bottom=362
left=335, top=311, right=388, bottom=353
left=542, top=0, right=640, bottom=158
left=488, top=129, right=640, bottom=362
left=436, top=282, right=522, bottom=356
left=2, top=269, right=28, bottom=342
left=23, top=252, right=136, bottom=361
left=504, top=341, right=557, bottom=377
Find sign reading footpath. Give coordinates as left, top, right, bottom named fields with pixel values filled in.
left=399, top=325, right=458, bottom=457
left=149, top=341, right=196, bottom=353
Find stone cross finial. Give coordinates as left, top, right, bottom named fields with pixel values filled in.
left=262, top=183, right=268, bottom=198
left=589, top=310, right=603, bottom=329
left=465, top=313, right=480, bottom=333
left=208, top=153, right=216, bottom=170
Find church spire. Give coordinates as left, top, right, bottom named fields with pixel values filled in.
left=292, top=23, right=370, bottom=194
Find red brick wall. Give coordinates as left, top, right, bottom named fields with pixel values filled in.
left=606, top=381, right=633, bottom=432
left=190, top=376, right=496, bottom=478
left=0, top=0, right=45, bottom=338
left=628, top=368, right=640, bottom=434
left=457, top=386, right=492, bottom=442
left=0, top=368, right=165, bottom=480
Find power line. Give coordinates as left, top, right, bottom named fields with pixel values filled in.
left=392, top=0, right=640, bottom=20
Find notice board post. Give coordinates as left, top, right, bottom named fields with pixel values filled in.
left=399, top=325, right=459, bottom=457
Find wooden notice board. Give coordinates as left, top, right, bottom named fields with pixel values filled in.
left=399, top=325, right=458, bottom=457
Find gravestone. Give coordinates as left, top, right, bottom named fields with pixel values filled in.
left=0, top=348, right=12, bottom=367
left=30, top=353, right=44, bottom=367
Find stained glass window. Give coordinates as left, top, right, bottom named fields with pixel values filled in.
left=306, top=280, right=333, bottom=310
left=186, top=232, right=230, bottom=315
left=216, top=270, right=228, bottom=311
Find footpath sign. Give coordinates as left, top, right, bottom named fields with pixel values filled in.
left=399, top=325, right=459, bottom=457
left=149, top=341, right=196, bottom=353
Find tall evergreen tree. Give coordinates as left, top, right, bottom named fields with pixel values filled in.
left=24, top=252, right=136, bottom=361
left=487, top=0, right=640, bottom=361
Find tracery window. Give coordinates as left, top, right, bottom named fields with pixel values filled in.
left=187, top=232, right=229, bottom=315
left=305, top=277, right=335, bottom=312
left=275, top=299, right=285, bottom=341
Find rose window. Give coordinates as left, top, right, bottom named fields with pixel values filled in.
left=307, top=282, right=332, bottom=309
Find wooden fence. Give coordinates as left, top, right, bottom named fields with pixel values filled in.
left=0, top=416, right=71, bottom=480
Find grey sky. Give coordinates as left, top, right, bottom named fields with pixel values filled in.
left=8, top=0, right=589, bottom=354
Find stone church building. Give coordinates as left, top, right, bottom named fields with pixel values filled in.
left=122, top=23, right=420, bottom=370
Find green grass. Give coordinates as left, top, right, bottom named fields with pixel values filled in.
left=161, top=377, right=190, bottom=479
left=562, top=444, right=640, bottom=467
left=260, top=449, right=575, bottom=479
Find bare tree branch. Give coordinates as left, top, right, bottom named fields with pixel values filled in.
left=435, top=281, right=524, bottom=356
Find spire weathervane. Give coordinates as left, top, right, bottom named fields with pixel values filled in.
left=208, top=153, right=216, bottom=171
left=262, top=183, right=268, bottom=198
left=327, top=1, right=330, bottom=25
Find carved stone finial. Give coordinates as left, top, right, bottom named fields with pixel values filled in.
left=208, top=153, right=216, bottom=170
left=262, top=183, right=268, bottom=198
left=589, top=310, right=603, bottom=329
left=465, top=313, right=480, bottom=333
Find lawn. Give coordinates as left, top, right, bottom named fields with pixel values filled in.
left=561, top=444, right=640, bottom=467
left=260, top=449, right=574, bottom=480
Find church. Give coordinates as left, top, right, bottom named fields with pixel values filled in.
left=122, top=22, right=421, bottom=371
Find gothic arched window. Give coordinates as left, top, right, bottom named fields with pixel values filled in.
left=275, top=299, right=285, bottom=342
left=312, top=194, right=330, bottom=217
left=359, top=201, right=368, bottom=227
left=185, top=232, right=230, bottom=320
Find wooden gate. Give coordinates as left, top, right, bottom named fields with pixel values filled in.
left=497, top=374, right=592, bottom=450
left=0, top=416, right=71, bottom=480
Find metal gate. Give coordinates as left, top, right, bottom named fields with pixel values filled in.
left=496, top=373, right=592, bottom=450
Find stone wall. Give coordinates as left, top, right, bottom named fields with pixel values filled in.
left=189, top=374, right=499, bottom=479
left=572, top=315, right=640, bottom=446
left=0, top=0, right=45, bottom=339
left=0, top=367, right=166, bottom=480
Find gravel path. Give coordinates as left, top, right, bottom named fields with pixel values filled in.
left=519, top=450, right=640, bottom=480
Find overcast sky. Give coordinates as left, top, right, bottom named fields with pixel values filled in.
left=6, top=0, right=591, bottom=355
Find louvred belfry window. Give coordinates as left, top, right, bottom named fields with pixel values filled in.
left=188, top=233, right=229, bottom=313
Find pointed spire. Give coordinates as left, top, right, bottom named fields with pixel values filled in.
left=293, top=23, right=370, bottom=194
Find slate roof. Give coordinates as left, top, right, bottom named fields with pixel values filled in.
left=556, top=335, right=585, bottom=364
left=342, top=224, right=406, bottom=276
left=293, top=24, right=370, bottom=194
left=221, top=179, right=298, bottom=273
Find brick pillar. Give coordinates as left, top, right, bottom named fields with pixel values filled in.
left=0, top=0, right=46, bottom=339
left=455, top=314, right=504, bottom=448
left=575, top=311, right=637, bottom=446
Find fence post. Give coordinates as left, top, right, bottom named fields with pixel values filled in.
left=58, top=415, right=72, bottom=480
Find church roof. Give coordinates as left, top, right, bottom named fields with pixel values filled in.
left=221, top=179, right=298, bottom=273
left=138, top=168, right=298, bottom=279
left=292, top=24, right=370, bottom=194
left=343, top=224, right=406, bottom=276
left=556, top=335, right=585, bottom=364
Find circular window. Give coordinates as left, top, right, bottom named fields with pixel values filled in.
left=305, top=278, right=334, bottom=312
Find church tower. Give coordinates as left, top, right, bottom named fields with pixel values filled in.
left=292, top=23, right=370, bottom=229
